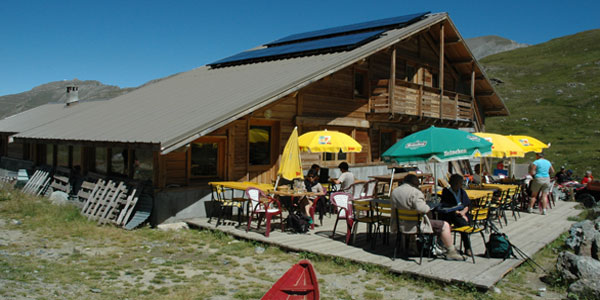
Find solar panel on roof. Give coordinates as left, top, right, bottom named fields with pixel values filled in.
left=266, top=11, right=429, bottom=46
left=209, top=30, right=384, bottom=67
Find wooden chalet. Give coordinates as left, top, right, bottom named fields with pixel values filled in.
left=0, top=12, right=508, bottom=223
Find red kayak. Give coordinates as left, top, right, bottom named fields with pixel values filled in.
left=262, top=259, right=319, bottom=300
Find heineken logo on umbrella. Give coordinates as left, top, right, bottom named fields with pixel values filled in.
left=467, top=135, right=481, bottom=142
left=443, top=149, right=467, bottom=156
left=405, top=140, right=427, bottom=150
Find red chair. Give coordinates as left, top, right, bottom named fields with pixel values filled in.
left=308, top=195, right=327, bottom=230
left=330, top=192, right=354, bottom=244
left=245, top=187, right=284, bottom=237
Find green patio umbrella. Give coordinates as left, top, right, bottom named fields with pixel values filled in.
left=382, top=126, right=492, bottom=195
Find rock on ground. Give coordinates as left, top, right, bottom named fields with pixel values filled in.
left=566, top=220, right=600, bottom=256
left=568, top=278, right=600, bottom=299
left=157, top=222, right=189, bottom=231
left=556, top=251, right=600, bottom=282
left=49, top=191, right=69, bottom=206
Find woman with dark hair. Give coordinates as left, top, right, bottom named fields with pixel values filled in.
left=440, top=174, right=472, bottom=255
left=300, top=170, right=325, bottom=224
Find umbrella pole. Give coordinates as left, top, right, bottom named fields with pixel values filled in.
left=434, top=162, right=438, bottom=197
left=274, top=175, right=280, bottom=191
left=388, top=167, right=395, bottom=197
left=510, top=158, right=515, bottom=179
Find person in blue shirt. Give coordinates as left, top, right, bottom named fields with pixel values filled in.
left=440, top=174, right=472, bottom=256
left=528, top=152, right=555, bottom=215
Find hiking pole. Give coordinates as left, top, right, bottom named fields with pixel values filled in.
left=487, top=221, right=546, bottom=272
left=507, top=241, right=547, bottom=272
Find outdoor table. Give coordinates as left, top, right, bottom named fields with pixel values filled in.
left=271, top=190, right=323, bottom=229
left=209, top=181, right=275, bottom=221
left=369, top=172, right=432, bottom=195
left=437, top=189, right=494, bottom=200
left=270, top=190, right=322, bottom=213
left=369, top=172, right=432, bottom=183
left=480, top=183, right=519, bottom=192
left=208, top=181, right=274, bottom=193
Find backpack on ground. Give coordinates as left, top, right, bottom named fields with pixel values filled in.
left=485, top=232, right=514, bottom=259
left=287, top=211, right=309, bottom=233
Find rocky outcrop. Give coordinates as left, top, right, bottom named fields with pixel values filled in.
left=465, top=35, right=529, bottom=60
left=558, top=217, right=600, bottom=298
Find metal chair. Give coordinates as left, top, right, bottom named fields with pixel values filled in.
left=392, top=208, right=435, bottom=265
left=452, top=205, right=490, bottom=264
left=209, top=185, right=246, bottom=227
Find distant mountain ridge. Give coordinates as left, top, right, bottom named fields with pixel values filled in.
left=0, top=79, right=135, bottom=119
left=465, top=35, right=529, bottom=60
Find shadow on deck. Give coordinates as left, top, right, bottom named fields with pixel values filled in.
left=185, top=200, right=581, bottom=289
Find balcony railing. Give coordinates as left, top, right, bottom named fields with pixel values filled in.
left=370, top=79, right=473, bottom=121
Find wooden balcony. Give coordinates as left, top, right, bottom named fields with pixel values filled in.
left=369, top=79, right=474, bottom=124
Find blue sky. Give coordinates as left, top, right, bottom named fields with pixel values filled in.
left=1, top=0, right=598, bottom=96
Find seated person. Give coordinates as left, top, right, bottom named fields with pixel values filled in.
left=439, top=174, right=472, bottom=256
left=299, top=170, right=325, bottom=225
left=331, top=162, right=355, bottom=191
left=390, top=174, right=463, bottom=261
left=582, top=171, right=594, bottom=187
left=308, top=164, right=321, bottom=177
left=472, top=164, right=482, bottom=184
left=555, top=166, right=568, bottom=184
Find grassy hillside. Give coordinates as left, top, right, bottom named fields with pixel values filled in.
left=482, top=29, right=600, bottom=176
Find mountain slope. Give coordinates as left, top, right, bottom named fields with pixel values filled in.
left=0, top=80, right=135, bottom=118
left=466, top=35, right=529, bottom=60
left=482, top=29, right=600, bottom=175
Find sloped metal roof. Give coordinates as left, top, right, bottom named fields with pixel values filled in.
left=11, top=13, right=507, bottom=154
left=0, top=101, right=105, bottom=135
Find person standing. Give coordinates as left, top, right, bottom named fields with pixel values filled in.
left=528, top=152, right=555, bottom=215
left=390, top=174, right=463, bottom=261
left=332, top=162, right=354, bottom=191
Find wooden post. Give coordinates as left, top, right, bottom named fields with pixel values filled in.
left=454, top=93, right=459, bottom=120
left=439, top=24, right=445, bottom=120
left=471, top=64, right=476, bottom=98
left=389, top=46, right=396, bottom=115
left=418, top=85, right=423, bottom=117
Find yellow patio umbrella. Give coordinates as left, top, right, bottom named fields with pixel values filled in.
left=473, top=132, right=525, bottom=158
left=506, top=135, right=549, bottom=153
left=275, top=127, right=303, bottom=190
left=298, top=129, right=362, bottom=153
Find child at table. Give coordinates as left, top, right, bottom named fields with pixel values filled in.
left=300, top=170, right=325, bottom=225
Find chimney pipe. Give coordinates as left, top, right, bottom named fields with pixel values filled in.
left=66, top=86, right=79, bottom=106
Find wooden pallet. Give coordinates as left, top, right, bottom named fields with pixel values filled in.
left=46, top=174, right=71, bottom=196
left=80, top=179, right=140, bottom=226
left=22, top=170, right=51, bottom=196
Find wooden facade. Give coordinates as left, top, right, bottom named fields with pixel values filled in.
left=3, top=20, right=503, bottom=191
left=152, top=22, right=489, bottom=188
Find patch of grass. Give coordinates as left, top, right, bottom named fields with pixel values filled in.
left=363, top=291, right=384, bottom=300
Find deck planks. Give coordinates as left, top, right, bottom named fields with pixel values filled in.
left=186, top=200, right=581, bottom=289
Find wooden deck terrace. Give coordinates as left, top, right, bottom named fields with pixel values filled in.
left=185, top=200, right=581, bottom=289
